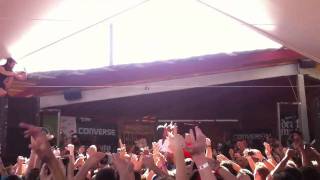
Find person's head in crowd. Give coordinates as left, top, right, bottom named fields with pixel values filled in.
left=236, top=139, right=247, bottom=152
left=300, top=166, right=320, bottom=180
left=237, top=169, right=254, bottom=180
left=234, top=154, right=249, bottom=169
left=270, top=142, right=284, bottom=157
left=53, top=148, right=61, bottom=157
left=153, top=176, right=175, bottom=180
left=6, top=175, right=22, bottom=180
left=16, top=156, right=25, bottom=165
left=71, top=133, right=81, bottom=146
left=134, top=171, right=141, bottom=180
left=254, top=162, right=270, bottom=180
left=220, top=160, right=238, bottom=176
left=288, top=131, right=303, bottom=149
left=78, top=145, right=86, bottom=154
left=190, top=170, right=200, bottom=180
left=87, top=145, right=97, bottom=158
left=94, top=167, right=117, bottom=180
left=25, top=168, right=40, bottom=180
left=272, top=168, right=302, bottom=180
left=243, top=148, right=261, bottom=163
left=286, top=160, right=298, bottom=169
left=3, top=57, right=17, bottom=71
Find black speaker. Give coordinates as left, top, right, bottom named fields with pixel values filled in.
left=7, top=97, right=39, bottom=127
left=64, top=88, right=82, bottom=101
left=0, top=97, right=7, bottom=157
left=2, top=97, right=39, bottom=165
left=299, top=59, right=316, bottom=68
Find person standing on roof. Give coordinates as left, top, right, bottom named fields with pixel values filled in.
left=0, top=57, right=27, bottom=97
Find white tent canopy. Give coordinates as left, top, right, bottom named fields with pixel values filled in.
left=1, top=0, right=281, bottom=72
left=201, top=0, right=320, bottom=62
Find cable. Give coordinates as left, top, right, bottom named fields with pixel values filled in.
left=13, top=85, right=320, bottom=88
left=18, top=0, right=151, bottom=60
left=287, top=76, right=299, bottom=102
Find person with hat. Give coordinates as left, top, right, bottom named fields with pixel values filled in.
left=0, top=57, right=27, bottom=97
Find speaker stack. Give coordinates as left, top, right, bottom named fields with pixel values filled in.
left=0, top=97, right=40, bottom=165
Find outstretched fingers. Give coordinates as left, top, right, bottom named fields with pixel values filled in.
left=20, top=122, right=42, bottom=138
left=194, top=126, right=205, bottom=140
left=189, top=129, right=195, bottom=143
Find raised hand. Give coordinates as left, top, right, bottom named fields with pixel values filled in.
left=19, top=123, right=53, bottom=162
left=112, top=153, right=134, bottom=180
left=75, top=152, right=106, bottom=180
left=142, top=154, right=168, bottom=178
left=142, top=154, right=157, bottom=169
left=169, top=122, right=178, bottom=135
left=184, top=127, right=217, bottom=180
left=152, top=142, right=160, bottom=155
left=20, top=123, right=66, bottom=180
left=185, top=133, right=193, bottom=145
left=167, top=132, right=185, bottom=153
left=15, top=72, right=27, bottom=81
left=216, top=154, right=229, bottom=162
left=185, top=126, right=207, bottom=156
left=118, top=139, right=127, bottom=158
left=228, top=148, right=235, bottom=160
left=206, top=138, right=212, bottom=147
left=66, top=144, right=74, bottom=153
left=17, top=156, right=25, bottom=165
left=253, top=149, right=265, bottom=161
left=264, top=142, right=272, bottom=155
left=40, top=164, right=52, bottom=180
left=131, top=154, right=143, bottom=171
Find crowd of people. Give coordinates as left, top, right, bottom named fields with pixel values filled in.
left=0, top=122, right=320, bottom=180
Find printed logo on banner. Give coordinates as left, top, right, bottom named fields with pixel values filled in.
left=60, top=116, right=77, bottom=138
left=280, top=114, right=298, bottom=145
left=78, top=127, right=116, bottom=136
left=278, top=104, right=299, bottom=146
left=76, top=117, right=118, bottom=152
left=280, top=116, right=297, bottom=136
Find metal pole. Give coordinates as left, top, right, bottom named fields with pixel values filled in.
left=277, top=102, right=281, bottom=141
left=109, top=23, right=114, bottom=66
left=297, top=74, right=310, bottom=142
left=57, top=110, right=61, bottom=147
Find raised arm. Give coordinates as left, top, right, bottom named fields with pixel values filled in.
left=74, top=152, right=105, bottom=180
left=270, top=149, right=295, bottom=177
left=112, top=153, right=135, bottom=180
left=264, top=142, right=277, bottom=166
left=168, top=132, right=187, bottom=180
left=14, top=72, right=27, bottom=81
left=186, top=127, right=217, bottom=180
left=20, top=122, right=66, bottom=180
left=142, top=155, right=168, bottom=178
left=25, top=138, right=38, bottom=176
left=66, top=144, right=75, bottom=165
left=216, top=154, right=242, bottom=173
left=205, top=138, right=213, bottom=159
left=0, top=66, right=16, bottom=77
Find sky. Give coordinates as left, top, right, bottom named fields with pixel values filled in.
left=8, top=0, right=280, bottom=72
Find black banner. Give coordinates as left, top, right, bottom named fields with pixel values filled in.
left=279, top=104, right=299, bottom=146
left=76, top=117, right=118, bottom=152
